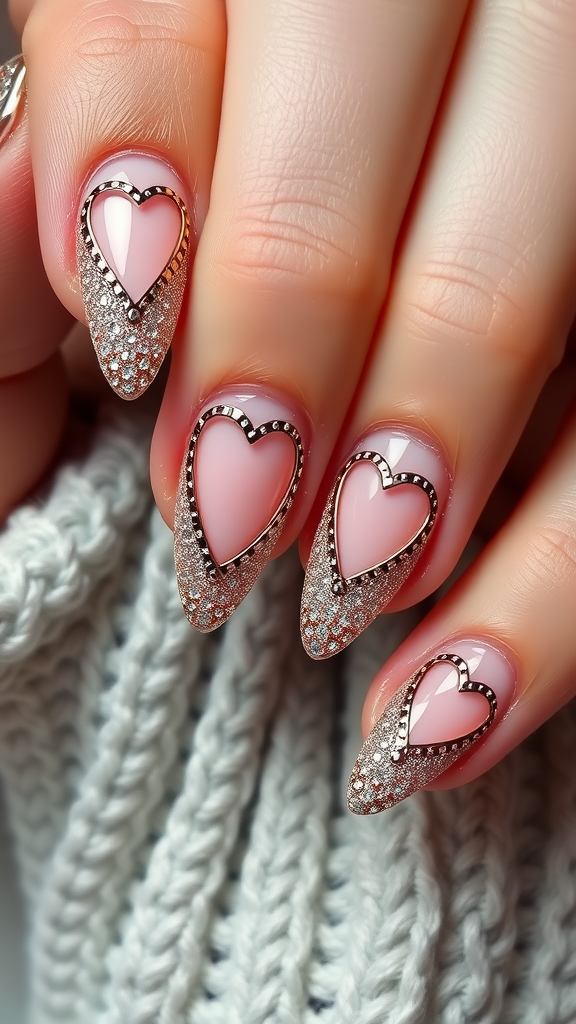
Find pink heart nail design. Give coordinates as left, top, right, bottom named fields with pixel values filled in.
left=194, top=414, right=298, bottom=567
left=174, top=405, right=304, bottom=632
left=89, top=188, right=185, bottom=305
left=301, top=452, right=438, bottom=659
left=407, top=659, right=494, bottom=748
left=335, top=459, right=433, bottom=581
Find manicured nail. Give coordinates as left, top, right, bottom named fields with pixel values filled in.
left=301, top=427, right=448, bottom=659
left=0, top=55, right=26, bottom=146
left=174, top=389, right=306, bottom=631
left=76, top=153, right=192, bottom=400
left=347, top=639, right=516, bottom=814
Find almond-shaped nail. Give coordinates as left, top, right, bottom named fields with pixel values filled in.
left=0, top=55, right=26, bottom=146
left=301, top=427, right=448, bottom=659
left=174, top=389, right=306, bottom=632
left=76, top=153, right=192, bottom=400
left=347, top=640, right=516, bottom=814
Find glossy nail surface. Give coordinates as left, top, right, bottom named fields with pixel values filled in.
left=174, top=390, right=305, bottom=632
left=76, top=153, right=191, bottom=400
left=347, top=639, right=516, bottom=814
left=301, top=428, right=447, bottom=659
left=0, top=55, right=26, bottom=146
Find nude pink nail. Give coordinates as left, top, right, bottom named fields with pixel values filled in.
left=76, top=153, right=192, bottom=400
left=348, top=639, right=517, bottom=814
left=301, top=427, right=449, bottom=659
left=174, top=389, right=306, bottom=632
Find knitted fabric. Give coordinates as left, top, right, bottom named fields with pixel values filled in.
left=1, top=408, right=576, bottom=1024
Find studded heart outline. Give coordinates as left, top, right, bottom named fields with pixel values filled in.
left=80, top=180, right=190, bottom=316
left=347, top=653, right=498, bottom=815
left=391, top=653, right=497, bottom=762
left=300, top=451, right=438, bottom=660
left=330, top=452, right=438, bottom=594
left=174, top=405, right=304, bottom=632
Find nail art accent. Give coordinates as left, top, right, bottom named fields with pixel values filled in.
left=174, top=399, right=304, bottom=632
left=301, top=430, right=442, bottom=659
left=347, top=641, right=516, bottom=814
left=76, top=155, right=191, bottom=400
left=0, top=55, right=26, bottom=145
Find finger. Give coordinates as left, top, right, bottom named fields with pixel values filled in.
left=23, top=0, right=226, bottom=397
left=154, top=0, right=468, bottom=631
left=347, top=398, right=576, bottom=814
left=301, top=0, right=576, bottom=657
left=0, top=54, right=71, bottom=516
left=0, top=55, right=73, bottom=376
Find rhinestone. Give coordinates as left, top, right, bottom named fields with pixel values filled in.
left=109, top=360, right=119, bottom=372
left=122, top=366, right=133, bottom=380
left=310, top=641, right=321, bottom=657
left=99, top=294, right=109, bottom=306
left=110, top=323, right=122, bottom=337
left=139, top=357, right=149, bottom=370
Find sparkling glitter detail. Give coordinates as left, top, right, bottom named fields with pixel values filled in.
left=77, top=181, right=190, bottom=401
left=0, top=55, right=26, bottom=144
left=301, top=452, right=438, bottom=659
left=347, top=654, right=498, bottom=815
left=174, top=406, right=304, bottom=633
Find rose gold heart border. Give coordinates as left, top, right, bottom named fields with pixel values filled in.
left=300, top=452, right=438, bottom=660
left=174, top=405, right=304, bottom=633
left=77, top=180, right=191, bottom=400
left=347, top=654, right=498, bottom=815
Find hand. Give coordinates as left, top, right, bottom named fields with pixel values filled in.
left=3, top=0, right=576, bottom=810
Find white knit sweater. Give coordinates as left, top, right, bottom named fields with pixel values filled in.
left=0, top=408, right=575, bottom=1024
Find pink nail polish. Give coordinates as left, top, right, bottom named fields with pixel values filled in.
left=347, top=639, right=517, bottom=814
left=301, top=427, right=449, bottom=659
left=76, top=153, right=192, bottom=400
left=174, top=389, right=306, bottom=632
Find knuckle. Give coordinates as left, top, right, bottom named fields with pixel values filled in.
left=25, top=0, right=222, bottom=66
left=217, top=189, right=378, bottom=303
left=403, top=244, right=557, bottom=374
left=522, top=523, right=576, bottom=592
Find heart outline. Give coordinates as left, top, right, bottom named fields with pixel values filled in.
left=185, top=405, right=304, bottom=577
left=80, top=179, right=190, bottom=317
left=392, top=653, right=498, bottom=764
left=329, top=451, right=438, bottom=595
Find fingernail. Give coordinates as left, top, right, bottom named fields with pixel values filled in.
left=347, top=639, right=516, bottom=814
left=301, top=427, right=448, bottom=659
left=76, top=153, right=192, bottom=400
left=174, top=388, right=306, bottom=632
left=0, top=55, right=26, bottom=146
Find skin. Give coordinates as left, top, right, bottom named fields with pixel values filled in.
left=3, top=0, right=576, bottom=794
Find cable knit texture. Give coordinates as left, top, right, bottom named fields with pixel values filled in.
left=0, top=408, right=575, bottom=1024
